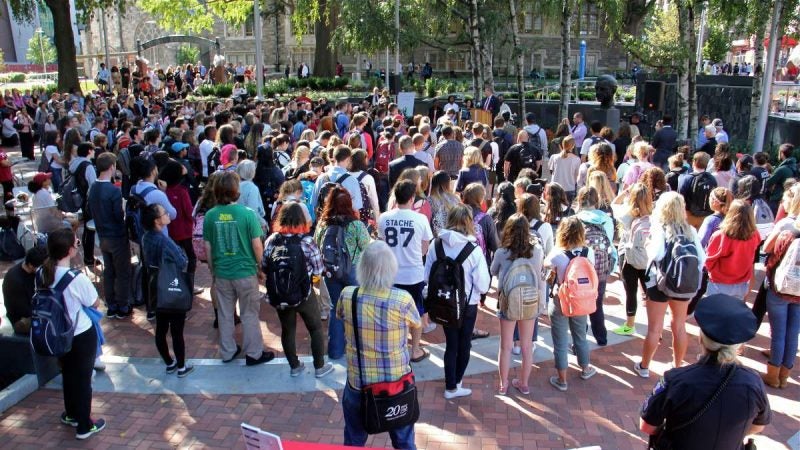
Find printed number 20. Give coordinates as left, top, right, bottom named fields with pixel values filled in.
left=385, top=227, right=414, bottom=247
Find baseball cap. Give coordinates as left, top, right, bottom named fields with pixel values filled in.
left=170, top=142, right=189, bottom=153
left=33, top=172, right=52, bottom=185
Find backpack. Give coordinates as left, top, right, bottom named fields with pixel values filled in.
left=373, top=140, right=396, bottom=174
left=0, top=224, right=25, bottom=261
left=320, top=221, right=353, bottom=281
left=624, top=216, right=651, bottom=270
left=316, top=173, right=351, bottom=218
left=499, top=258, right=539, bottom=321
left=300, top=179, right=317, bottom=224
left=274, top=150, right=291, bottom=170
left=752, top=198, right=774, bottom=240
left=557, top=248, right=598, bottom=317
left=30, top=269, right=80, bottom=357
left=126, top=186, right=157, bottom=244
left=264, top=234, right=311, bottom=309
left=492, top=130, right=511, bottom=174
left=57, top=160, right=90, bottom=213
left=472, top=210, right=488, bottom=255
left=687, top=172, right=716, bottom=216
left=583, top=222, right=612, bottom=281
left=523, top=127, right=544, bottom=169
left=771, top=230, right=800, bottom=300
left=37, top=149, right=52, bottom=173
left=356, top=172, right=376, bottom=231
left=192, top=211, right=207, bottom=262
left=424, top=240, right=476, bottom=327
left=529, top=220, right=545, bottom=244
left=654, top=234, right=701, bottom=298
left=206, top=146, right=220, bottom=177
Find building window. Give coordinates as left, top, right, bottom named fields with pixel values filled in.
left=579, top=5, right=599, bottom=36
left=37, top=1, right=55, bottom=39
left=244, top=14, right=254, bottom=37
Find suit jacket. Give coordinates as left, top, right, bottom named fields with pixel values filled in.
left=481, top=95, right=501, bottom=119
left=652, top=125, right=678, bottom=165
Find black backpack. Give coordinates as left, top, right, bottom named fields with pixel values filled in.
left=687, top=172, right=717, bottom=216
left=30, top=269, right=80, bottom=357
left=206, top=146, right=220, bottom=177
left=126, top=186, right=157, bottom=244
left=424, top=239, right=476, bottom=328
left=57, top=160, right=90, bottom=213
left=522, top=127, right=544, bottom=169
left=316, top=173, right=351, bottom=218
left=492, top=130, right=511, bottom=174
left=320, top=220, right=353, bottom=281
left=0, top=223, right=25, bottom=261
left=264, top=234, right=311, bottom=309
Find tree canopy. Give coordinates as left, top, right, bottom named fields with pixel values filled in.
left=26, top=31, right=57, bottom=66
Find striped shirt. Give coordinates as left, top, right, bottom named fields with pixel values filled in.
left=337, top=286, right=421, bottom=389
left=434, top=139, right=464, bottom=178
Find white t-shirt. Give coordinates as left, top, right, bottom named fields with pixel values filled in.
left=45, top=145, right=62, bottom=169
left=33, top=189, right=56, bottom=209
left=52, top=266, right=98, bottom=335
left=378, top=208, right=433, bottom=285
left=199, top=139, right=215, bottom=177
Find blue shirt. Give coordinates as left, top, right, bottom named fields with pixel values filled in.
left=292, top=121, right=307, bottom=141
left=132, top=181, right=177, bottom=236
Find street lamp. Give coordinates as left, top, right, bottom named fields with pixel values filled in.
left=35, top=28, right=46, bottom=73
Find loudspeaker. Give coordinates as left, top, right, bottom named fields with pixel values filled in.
left=389, top=74, right=402, bottom=95
left=643, top=81, right=665, bottom=111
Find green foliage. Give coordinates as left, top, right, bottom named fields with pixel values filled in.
left=26, top=32, right=57, bottom=66
left=284, top=76, right=349, bottom=90
left=136, top=0, right=252, bottom=33
left=578, top=91, right=595, bottom=101
left=620, top=4, right=686, bottom=71
left=198, top=84, right=216, bottom=96
left=215, top=84, right=233, bottom=98
left=425, top=78, right=437, bottom=98
left=0, top=72, right=26, bottom=83
left=703, top=22, right=730, bottom=63
left=548, top=92, right=561, bottom=100
left=176, top=44, right=200, bottom=66
left=44, top=83, right=58, bottom=95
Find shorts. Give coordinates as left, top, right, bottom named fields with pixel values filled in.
left=395, top=281, right=426, bottom=316
left=646, top=285, right=691, bottom=303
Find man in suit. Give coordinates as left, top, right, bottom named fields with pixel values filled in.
left=365, top=87, right=381, bottom=106
left=651, top=115, right=678, bottom=170
left=481, top=85, right=501, bottom=120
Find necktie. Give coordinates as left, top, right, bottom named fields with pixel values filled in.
left=484, top=97, right=491, bottom=110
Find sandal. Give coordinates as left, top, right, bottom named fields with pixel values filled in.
left=471, top=329, right=490, bottom=340
left=410, top=348, right=430, bottom=363
left=512, top=378, right=530, bottom=395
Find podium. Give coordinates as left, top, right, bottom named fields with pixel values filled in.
left=471, top=108, right=493, bottom=126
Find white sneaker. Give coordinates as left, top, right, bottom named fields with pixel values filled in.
left=511, top=346, right=521, bottom=355
left=634, top=362, right=650, bottom=379
left=94, top=357, right=105, bottom=371
left=444, top=387, right=472, bottom=399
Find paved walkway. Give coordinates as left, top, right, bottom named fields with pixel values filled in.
left=0, top=148, right=798, bottom=449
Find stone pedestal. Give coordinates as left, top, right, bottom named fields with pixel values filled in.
left=591, top=107, right=620, bottom=134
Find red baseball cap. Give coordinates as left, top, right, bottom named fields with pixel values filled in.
left=33, top=172, right=52, bottom=184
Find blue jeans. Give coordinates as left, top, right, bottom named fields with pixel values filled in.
left=767, top=290, right=800, bottom=369
left=51, top=167, right=63, bottom=193
left=442, top=304, right=478, bottom=390
left=549, top=295, right=590, bottom=371
left=342, top=383, right=416, bottom=449
left=325, top=269, right=357, bottom=360
left=588, top=281, right=608, bottom=346
left=706, top=281, right=749, bottom=299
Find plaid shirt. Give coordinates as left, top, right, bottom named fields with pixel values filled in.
left=261, top=233, right=324, bottom=276
left=434, top=139, right=464, bottom=178
left=336, top=286, right=421, bottom=389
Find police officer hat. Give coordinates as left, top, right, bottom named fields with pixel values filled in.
left=695, top=294, right=758, bottom=345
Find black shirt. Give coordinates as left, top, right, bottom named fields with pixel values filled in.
left=641, top=360, right=771, bottom=450
left=2, top=262, right=35, bottom=327
left=388, top=154, right=426, bottom=188
left=504, top=142, right=542, bottom=182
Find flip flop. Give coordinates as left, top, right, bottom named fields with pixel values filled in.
left=471, top=329, right=490, bottom=340
left=512, top=378, right=530, bottom=395
left=410, top=348, right=430, bottom=363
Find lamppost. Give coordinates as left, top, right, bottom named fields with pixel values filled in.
left=36, top=28, right=47, bottom=73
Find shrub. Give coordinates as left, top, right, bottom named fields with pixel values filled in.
left=425, top=78, right=438, bottom=98
left=334, top=77, right=349, bottom=89
left=215, top=84, right=233, bottom=98
left=44, top=83, right=58, bottom=95
left=578, top=91, right=595, bottom=101
left=198, top=85, right=216, bottom=96
left=286, top=77, right=299, bottom=89
left=10, top=73, right=25, bottom=82
left=547, top=92, right=561, bottom=100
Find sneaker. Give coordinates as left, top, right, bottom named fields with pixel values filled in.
left=423, top=323, right=437, bottom=334
left=315, top=363, right=334, bottom=378
left=612, top=324, right=635, bottom=336
left=177, top=366, right=194, bottom=378
left=60, top=412, right=78, bottom=427
left=443, top=387, right=472, bottom=399
left=166, top=362, right=178, bottom=374
left=290, top=362, right=306, bottom=377
left=94, top=357, right=105, bottom=372
left=222, top=346, right=242, bottom=363
left=75, top=418, right=106, bottom=440
left=580, top=366, right=598, bottom=380
left=105, top=308, right=118, bottom=319
left=511, top=346, right=521, bottom=356
left=634, top=362, right=650, bottom=379
left=245, top=351, right=275, bottom=366
left=146, top=311, right=156, bottom=322
left=193, top=287, right=204, bottom=295
left=115, top=308, right=132, bottom=319
left=549, top=376, right=568, bottom=392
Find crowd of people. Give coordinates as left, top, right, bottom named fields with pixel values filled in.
left=0, top=79, right=796, bottom=449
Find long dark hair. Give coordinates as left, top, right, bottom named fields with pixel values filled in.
left=492, top=181, right=516, bottom=231
left=41, top=229, right=75, bottom=286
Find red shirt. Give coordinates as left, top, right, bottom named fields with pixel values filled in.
left=0, top=151, right=12, bottom=182
left=705, top=230, right=762, bottom=284
left=166, top=184, right=193, bottom=241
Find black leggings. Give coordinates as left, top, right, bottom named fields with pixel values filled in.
left=155, top=311, right=187, bottom=367
left=59, top=326, right=98, bottom=434
left=621, top=262, right=648, bottom=317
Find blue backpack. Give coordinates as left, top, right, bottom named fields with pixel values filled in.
left=30, top=269, right=80, bottom=357
left=301, top=179, right=316, bottom=223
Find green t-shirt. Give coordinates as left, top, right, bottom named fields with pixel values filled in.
left=203, top=203, right=263, bottom=280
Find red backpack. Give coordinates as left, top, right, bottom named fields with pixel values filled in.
left=373, top=139, right=397, bottom=174
left=557, top=248, right=598, bottom=317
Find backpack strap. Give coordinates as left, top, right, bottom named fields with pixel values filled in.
left=336, top=173, right=351, bottom=185
left=454, top=242, right=477, bottom=265
left=350, top=287, right=366, bottom=389
left=139, top=185, right=157, bottom=199
left=435, top=238, right=445, bottom=261
left=356, top=171, right=367, bottom=182
left=531, top=220, right=544, bottom=232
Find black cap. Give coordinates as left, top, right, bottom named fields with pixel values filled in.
left=525, top=112, right=536, bottom=122
left=695, top=294, right=758, bottom=345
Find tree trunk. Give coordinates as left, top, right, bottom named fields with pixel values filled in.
left=478, top=12, right=494, bottom=89
left=748, top=18, right=768, bottom=147
left=470, top=47, right=480, bottom=100
left=509, top=0, right=525, bottom=120
left=468, top=0, right=486, bottom=89
left=45, top=0, right=80, bottom=93
left=676, top=2, right=690, bottom=141
left=687, top=1, right=698, bottom=148
left=559, top=0, right=572, bottom=121
left=312, top=0, right=335, bottom=77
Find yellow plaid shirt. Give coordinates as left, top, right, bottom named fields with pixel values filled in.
left=337, top=286, right=421, bottom=389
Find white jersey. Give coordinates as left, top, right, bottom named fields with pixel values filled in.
left=378, top=208, right=433, bottom=285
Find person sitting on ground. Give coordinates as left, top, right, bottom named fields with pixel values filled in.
left=2, top=247, right=48, bottom=335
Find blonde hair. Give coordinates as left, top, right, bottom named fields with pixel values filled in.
left=560, top=135, right=575, bottom=155
left=710, top=187, right=734, bottom=215
left=700, top=332, right=740, bottom=366
left=627, top=183, right=653, bottom=218
left=293, top=145, right=311, bottom=165
left=555, top=216, right=585, bottom=249
left=782, top=184, right=800, bottom=217
left=632, top=141, right=651, bottom=161
left=653, top=191, right=693, bottom=239
left=587, top=171, right=615, bottom=209
left=461, top=182, right=486, bottom=209
left=446, top=203, right=476, bottom=237
left=462, top=146, right=484, bottom=168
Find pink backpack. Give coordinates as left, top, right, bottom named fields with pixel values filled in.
left=192, top=213, right=207, bottom=262
left=557, top=248, right=598, bottom=317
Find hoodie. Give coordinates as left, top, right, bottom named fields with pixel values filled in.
left=577, top=208, right=618, bottom=273
left=767, top=157, right=798, bottom=203
left=705, top=230, right=761, bottom=284
left=424, top=229, right=490, bottom=305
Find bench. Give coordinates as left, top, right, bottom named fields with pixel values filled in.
left=0, top=322, right=60, bottom=387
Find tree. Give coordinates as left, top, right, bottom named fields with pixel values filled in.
left=509, top=0, right=525, bottom=120
left=176, top=44, right=200, bottom=66
left=0, top=50, right=4, bottom=72
left=26, top=32, right=57, bottom=66
left=702, top=22, right=730, bottom=63
left=558, top=0, right=575, bottom=121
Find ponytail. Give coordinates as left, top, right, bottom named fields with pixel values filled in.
left=42, top=228, right=76, bottom=286
left=40, top=258, right=58, bottom=287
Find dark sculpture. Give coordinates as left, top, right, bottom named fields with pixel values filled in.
left=595, top=74, right=618, bottom=109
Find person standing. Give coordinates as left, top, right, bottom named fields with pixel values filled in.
left=203, top=171, right=274, bottom=366
left=570, top=112, right=588, bottom=149
left=70, top=143, right=96, bottom=267
left=651, top=115, right=678, bottom=170
left=87, top=153, right=132, bottom=319
left=678, top=152, right=718, bottom=229
left=433, top=126, right=464, bottom=181
left=765, top=143, right=797, bottom=214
